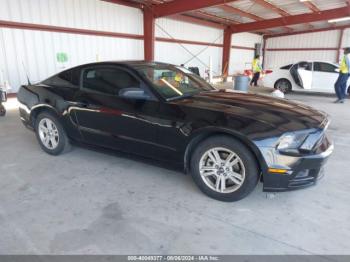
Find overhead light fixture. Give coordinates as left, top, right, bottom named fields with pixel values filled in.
left=299, top=0, right=311, bottom=2
left=328, top=17, right=350, bottom=23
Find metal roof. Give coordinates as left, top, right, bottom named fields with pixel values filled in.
left=122, top=0, right=350, bottom=36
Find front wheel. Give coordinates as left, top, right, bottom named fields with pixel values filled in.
left=190, top=136, right=259, bottom=202
left=274, top=79, right=292, bottom=93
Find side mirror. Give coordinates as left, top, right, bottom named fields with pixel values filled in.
left=119, top=88, right=151, bottom=100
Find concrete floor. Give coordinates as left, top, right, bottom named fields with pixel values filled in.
left=0, top=91, right=350, bottom=255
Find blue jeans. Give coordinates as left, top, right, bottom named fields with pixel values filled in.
left=334, top=73, right=349, bottom=100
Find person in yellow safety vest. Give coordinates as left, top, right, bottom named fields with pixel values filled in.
left=250, top=55, right=262, bottom=87
left=334, top=47, right=350, bottom=103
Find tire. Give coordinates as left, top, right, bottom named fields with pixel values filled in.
left=0, top=104, right=5, bottom=116
left=190, top=135, right=259, bottom=202
left=274, top=79, right=292, bottom=93
left=34, top=112, right=71, bottom=155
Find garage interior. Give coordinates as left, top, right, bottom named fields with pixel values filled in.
left=1, top=0, right=350, bottom=256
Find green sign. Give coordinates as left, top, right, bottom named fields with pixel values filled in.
left=56, top=52, right=68, bottom=63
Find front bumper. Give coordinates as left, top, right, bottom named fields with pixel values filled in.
left=261, top=134, right=333, bottom=192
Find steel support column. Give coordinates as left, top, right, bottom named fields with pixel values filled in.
left=222, top=28, right=232, bottom=81
left=143, top=8, right=155, bottom=61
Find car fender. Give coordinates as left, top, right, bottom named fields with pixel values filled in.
left=183, top=126, right=269, bottom=176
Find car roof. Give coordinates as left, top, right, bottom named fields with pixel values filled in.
left=71, top=60, right=174, bottom=68
left=287, top=61, right=338, bottom=65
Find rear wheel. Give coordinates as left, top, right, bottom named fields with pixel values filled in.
left=274, top=79, right=292, bottom=93
left=190, top=136, right=259, bottom=202
left=35, top=112, right=71, bottom=155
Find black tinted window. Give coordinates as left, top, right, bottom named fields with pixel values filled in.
left=280, top=64, right=293, bottom=70
left=314, top=62, right=337, bottom=73
left=298, top=62, right=312, bottom=71
left=43, top=68, right=80, bottom=87
left=82, top=67, right=140, bottom=95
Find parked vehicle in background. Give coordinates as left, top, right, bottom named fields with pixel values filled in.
left=17, top=61, right=333, bottom=202
left=261, top=61, right=350, bottom=93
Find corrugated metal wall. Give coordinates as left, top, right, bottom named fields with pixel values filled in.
left=156, top=19, right=262, bottom=76
left=0, top=0, right=144, bottom=92
left=155, top=18, right=223, bottom=77
left=0, top=0, right=143, bottom=34
left=0, top=28, right=144, bottom=92
left=0, top=0, right=263, bottom=92
left=264, top=30, right=341, bottom=69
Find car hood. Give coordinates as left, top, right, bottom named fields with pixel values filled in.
left=176, top=90, right=328, bottom=132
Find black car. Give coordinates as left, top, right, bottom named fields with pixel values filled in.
left=17, top=61, right=333, bottom=202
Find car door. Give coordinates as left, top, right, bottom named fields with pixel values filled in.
left=312, top=62, right=339, bottom=92
left=290, top=62, right=311, bottom=89
left=296, top=62, right=313, bottom=89
left=72, top=65, right=162, bottom=157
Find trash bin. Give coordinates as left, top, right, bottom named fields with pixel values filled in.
left=234, top=75, right=249, bottom=92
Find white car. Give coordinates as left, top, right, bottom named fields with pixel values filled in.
left=261, top=61, right=350, bottom=93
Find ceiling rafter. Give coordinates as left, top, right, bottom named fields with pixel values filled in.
left=217, top=4, right=263, bottom=21
left=265, top=24, right=350, bottom=39
left=169, top=14, right=226, bottom=29
left=192, top=10, right=241, bottom=24
left=253, top=0, right=314, bottom=33
left=229, top=6, right=350, bottom=33
left=153, top=0, right=239, bottom=18
left=301, top=1, right=321, bottom=13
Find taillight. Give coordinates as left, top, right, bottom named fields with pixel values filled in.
left=265, top=70, right=273, bottom=74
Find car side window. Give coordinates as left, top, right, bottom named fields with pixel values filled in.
left=314, top=62, right=337, bottom=73
left=298, top=62, right=312, bottom=71
left=42, top=68, right=80, bottom=88
left=82, top=67, right=141, bottom=96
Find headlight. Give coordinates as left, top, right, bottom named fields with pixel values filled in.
left=277, top=132, right=309, bottom=151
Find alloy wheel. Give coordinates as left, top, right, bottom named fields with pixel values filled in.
left=199, top=147, right=246, bottom=193
left=38, top=118, right=60, bottom=150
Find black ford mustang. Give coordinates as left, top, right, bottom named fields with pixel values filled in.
left=17, top=61, right=333, bottom=201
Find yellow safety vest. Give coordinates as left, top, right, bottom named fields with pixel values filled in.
left=339, top=55, right=349, bottom=74
left=252, top=58, right=262, bottom=73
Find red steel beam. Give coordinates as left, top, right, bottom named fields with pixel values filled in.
left=156, top=37, right=223, bottom=47
left=266, top=47, right=338, bottom=51
left=143, top=7, right=155, bottom=61
left=222, top=27, right=232, bottom=79
left=0, top=19, right=143, bottom=40
left=0, top=19, right=255, bottom=51
left=153, top=0, right=239, bottom=18
left=230, top=6, right=350, bottom=32
left=264, top=24, right=350, bottom=39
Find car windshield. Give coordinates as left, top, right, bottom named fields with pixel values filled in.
left=136, top=64, right=214, bottom=100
